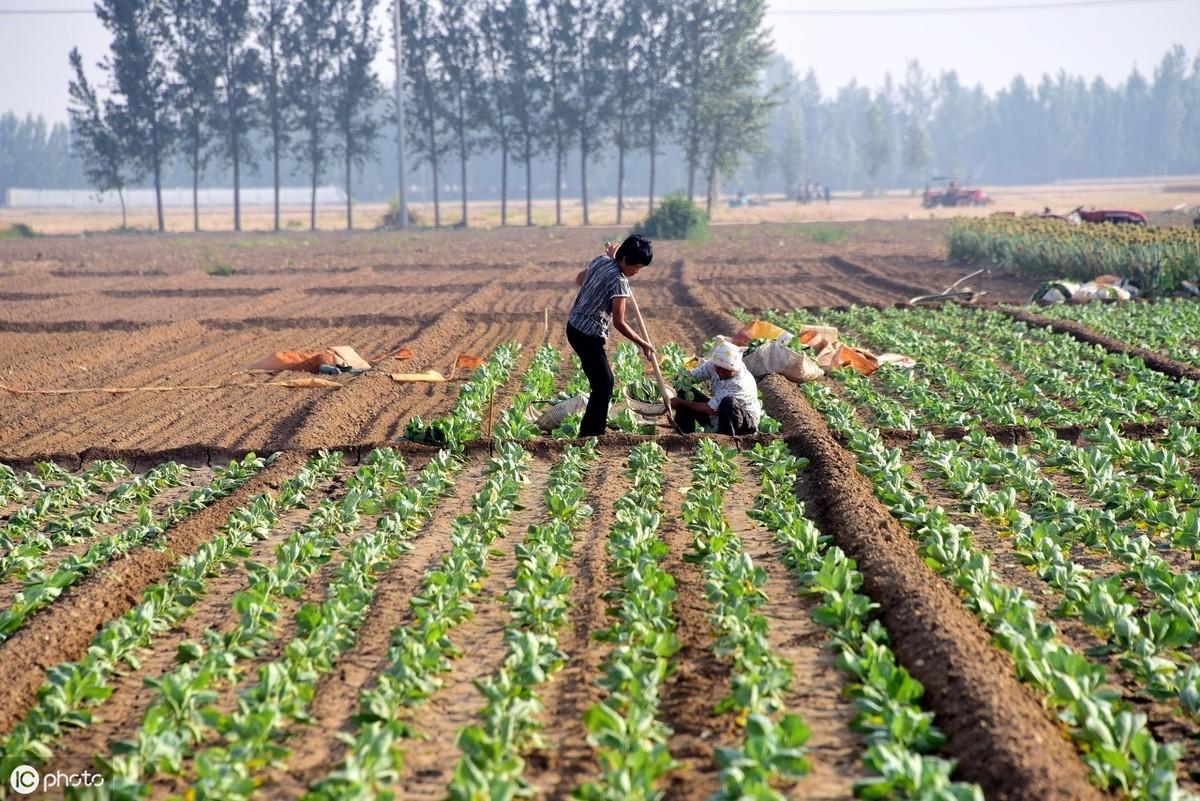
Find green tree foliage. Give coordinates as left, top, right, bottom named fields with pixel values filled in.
left=401, top=0, right=448, bottom=227
left=285, top=0, right=334, bottom=230
left=211, top=0, right=261, bottom=232
left=67, top=50, right=129, bottom=227
left=93, top=0, right=177, bottom=232
left=163, top=0, right=217, bottom=232
left=434, top=0, right=480, bottom=228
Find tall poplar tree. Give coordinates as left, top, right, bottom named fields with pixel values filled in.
left=68, top=48, right=131, bottom=228
left=476, top=3, right=514, bottom=226
left=329, top=0, right=383, bottom=229
left=164, top=0, right=217, bottom=231
left=402, top=0, right=447, bottom=227
left=257, top=0, right=290, bottom=231
left=212, top=0, right=261, bottom=231
left=93, top=0, right=176, bottom=232
left=435, top=0, right=480, bottom=227
left=285, top=0, right=334, bottom=229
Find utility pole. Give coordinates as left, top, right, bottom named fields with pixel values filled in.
left=394, top=0, right=408, bottom=229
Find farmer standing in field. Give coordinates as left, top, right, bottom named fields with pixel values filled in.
left=567, top=234, right=655, bottom=437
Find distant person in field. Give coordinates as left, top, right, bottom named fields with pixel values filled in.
left=670, top=341, right=761, bottom=436
left=567, top=234, right=655, bottom=437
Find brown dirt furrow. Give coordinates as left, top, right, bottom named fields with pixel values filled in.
left=267, top=455, right=492, bottom=796
left=759, top=374, right=1105, bottom=801
left=392, top=458, right=552, bottom=800
left=999, top=307, right=1200, bottom=384
left=729, top=455, right=865, bottom=800
left=659, top=445, right=739, bottom=801
left=0, top=452, right=306, bottom=733
left=526, top=454, right=622, bottom=800
left=281, top=261, right=545, bottom=450
left=49, top=471, right=345, bottom=778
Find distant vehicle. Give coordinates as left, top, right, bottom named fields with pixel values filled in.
left=1070, top=205, right=1148, bottom=226
left=922, top=176, right=989, bottom=208
left=1036, top=206, right=1148, bottom=226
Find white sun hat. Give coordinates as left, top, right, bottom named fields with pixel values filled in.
left=710, top=341, right=744, bottom=371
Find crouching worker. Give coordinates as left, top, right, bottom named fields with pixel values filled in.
left=670, top=341, right=762, bottom=435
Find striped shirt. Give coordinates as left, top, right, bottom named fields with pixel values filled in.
left=567, top=256, right=631, bottom=339
left=688, top=360, right=763, bottom=427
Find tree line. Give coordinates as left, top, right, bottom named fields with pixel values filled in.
left=757, top=45, right=1200, bottom=196
left=59, top=0, right=771, bottom=232
left=5, top=29, right=1198, bottom=225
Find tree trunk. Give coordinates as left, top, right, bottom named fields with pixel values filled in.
left=580, top=132, right=589, bottom=226
left=153, top=158, right=164, bottom=233
left=272, top=131, right=280, bottom=231
left=554, top=125, right=563, bottom=226
left=232, top=140, right=241, bottom=233
left=616, top=116, right=626, bottom=225
left=649, top=119, right=657, bottom=213
left=500, top=140, right=508, bottom=227
left=705, top=130, right=722, bottom=218
left=191, top=144, right=200, bottom=232
left=118, top=187, right=127, bottom=229
left=459, top=129, right=468, bottom=228
left=346, top=147, right=353, bottom=230
left=310, top=144, right=318, bottom=230
left=432, top=156, right=441, bottom=228
left=524, top=133, right=532, bottom=227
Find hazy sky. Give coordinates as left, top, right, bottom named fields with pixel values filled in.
left=1, top=0, right=1198, bottom=124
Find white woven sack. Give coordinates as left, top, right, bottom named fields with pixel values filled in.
left=535, top=394, right=589, bottom=431
left=743, top=341, right=823, bottom=383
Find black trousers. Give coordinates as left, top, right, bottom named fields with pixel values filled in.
left=566, top=323, right=613, bottom=437
left=673, top=390, right=757, bottom=435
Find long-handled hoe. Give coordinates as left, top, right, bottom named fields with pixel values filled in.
left=627, top=290, right=684, bottom=435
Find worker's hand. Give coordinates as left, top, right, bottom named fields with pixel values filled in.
left=639, top=343, right=656, bottom=362
left=604, top=240, right=619, bottom=258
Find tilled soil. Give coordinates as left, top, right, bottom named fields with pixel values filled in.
left=6, top=221, right=1200, bottom=799
left=760, top=375, right=1106, bottom=801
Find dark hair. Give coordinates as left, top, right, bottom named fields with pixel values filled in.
left=615, top=234, right=653, bottom=267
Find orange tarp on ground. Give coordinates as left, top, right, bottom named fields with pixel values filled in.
left=245, top=346, right=373, bottom=373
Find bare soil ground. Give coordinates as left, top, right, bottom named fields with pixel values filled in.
left=3, top=218, right=1196, bottom=800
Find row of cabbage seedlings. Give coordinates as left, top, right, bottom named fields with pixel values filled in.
left=792, top=305, right=1200, bottom=425
left=0, top=455, right=262, bottom=642
left=1043, top=297, right=1200, bottom=370
left=444, top=440, right=599, bottom=799
left=95, top=341, right=528, bottom=797
left=0, top=459, right=131, bottom=559
left=0, top=461, right=185, bottom=585
left=404, top=342, right=522, bottom=448
left=800, top=381, right=1187, bottom=800
left=87, top=449, right=403, bottom=797
left=745, top=441, right=983, bottom=800
left=574, top=442, right=676, bottom=799
left=917, top=431, right=1200, bottom=721
left=0, top=451, right=313, bottom=787
left=769, top=305, right=1200, bottom=758
left=306, top=441, right=531, bottom=800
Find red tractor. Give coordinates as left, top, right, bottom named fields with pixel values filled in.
left=922, top=176, right=989, bottom=208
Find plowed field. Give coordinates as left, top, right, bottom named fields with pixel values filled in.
left=3, top=220, right=1198, bottom=801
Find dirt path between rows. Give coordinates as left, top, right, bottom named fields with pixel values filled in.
left=728, top=455, right=866, bottom=799
left=759, top=375, right=1104, bottom=801
left=659, top=447, right=739, bottom=801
